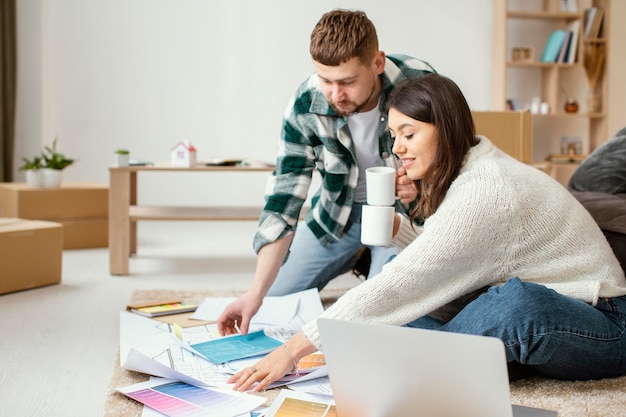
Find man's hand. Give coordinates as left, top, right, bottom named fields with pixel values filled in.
left=395, top=166, right=417, bottom=205
left=216, top=292, right=263, bottom=336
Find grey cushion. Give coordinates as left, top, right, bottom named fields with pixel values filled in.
left=570, top=191, right=626, bottom=235
left=570, top=190, right=626, bottom=273
left=568, top=128, right=626, bottom=194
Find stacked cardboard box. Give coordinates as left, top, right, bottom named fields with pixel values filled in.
left=0, top=218, right=63, bottom=294
left=0, top=182, right=108, bottom=249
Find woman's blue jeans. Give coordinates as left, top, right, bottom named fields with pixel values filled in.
left=407, top=277, right=626, bottom=381
left=268, top=203, right=396, bottom=296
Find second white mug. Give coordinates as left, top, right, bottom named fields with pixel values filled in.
left=361, top=205, right=395, bottom=247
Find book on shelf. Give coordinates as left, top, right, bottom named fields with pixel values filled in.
left=584, top=7, right=604, bottom=39
left=541, top=30, right=566, bottom=63
left=583, top=7, right=596, bottom=38
left=565, top=20, right=580, bottom=64
left=127, top=300, right=198, bottom=317
left=556, top=31, right=573, bottom=63
left=590, top=7, right=604, bottom=39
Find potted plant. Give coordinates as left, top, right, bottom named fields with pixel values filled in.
left=41, top=138, right=75, bottom=188
left=115, top=149, right=130, bottom=167
left=19, top=155, right=44, bottom=188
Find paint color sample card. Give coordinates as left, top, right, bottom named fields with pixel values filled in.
left=130, top=302, right=197, bottom=318
left=189, top=330, right=283, bottom=364
left=274, top=398, right=337, bottom=417
left=264, top=389, right=337, bottom=417
left=117, top=378, right=264, bottom=417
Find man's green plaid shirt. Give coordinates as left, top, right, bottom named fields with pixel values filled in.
left=253, top=54, right=436, bottom=253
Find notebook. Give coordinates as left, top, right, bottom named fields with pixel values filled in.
left=317, top=318, right=557, bottom=417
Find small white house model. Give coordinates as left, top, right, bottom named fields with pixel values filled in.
left=171, top=140, right=197, bottom=167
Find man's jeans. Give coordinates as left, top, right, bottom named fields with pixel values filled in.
left=268, top=203, right=396, bottom=296
left=407, top=277, right=626, bottom=381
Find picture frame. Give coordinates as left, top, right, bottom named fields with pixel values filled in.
left=511, top=46, right=534, bottom=63
left=560, top=136, right=583, bottom=155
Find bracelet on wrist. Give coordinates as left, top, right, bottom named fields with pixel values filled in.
left=282, top=344, right=299, bottom=375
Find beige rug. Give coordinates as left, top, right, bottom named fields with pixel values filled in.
left=105, top=289, right=626, bottom=417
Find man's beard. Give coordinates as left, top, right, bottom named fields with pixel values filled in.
left=329, top=100, right=360, bottom=117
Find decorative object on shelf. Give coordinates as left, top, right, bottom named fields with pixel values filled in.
left=115, top=149, right=130, bottom=167
left=19, top=156, right=44, bottom=188
left=506, top=98, right=520, bottom=111
left=530, top=97, right=541, bottom=115
left=583, top=41, right=606, bottom=113
left=560, top=136, right=583, bottom=156
left=511, top=46, right=534, bottom=63
left=171, top=140, right=197, bottom=167
left=564, top=97, right=579, bottom=113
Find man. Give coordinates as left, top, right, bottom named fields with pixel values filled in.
left=218, top=9, right=435, bottom=336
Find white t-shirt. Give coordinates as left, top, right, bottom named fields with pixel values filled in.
left=348, top=105, right=382, bottom=203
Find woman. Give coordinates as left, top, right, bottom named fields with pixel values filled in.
left=228, top=74, right=626, bottom=391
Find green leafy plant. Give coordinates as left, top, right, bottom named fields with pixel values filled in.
left=19, top=155, right=44, bottom=171
left=42, top=138, right=75, bottom=170
left=115, top=149, right=130, bottom=155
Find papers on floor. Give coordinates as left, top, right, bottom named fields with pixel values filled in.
left=119, top=288, right=329, bottom=391
left=191, top=294, right=299, bottom=326
left=287, top=375, right=333, bottom=396
left=120, top=312, right=231, bottom=388
left=117, top=377, right=265, bottom=417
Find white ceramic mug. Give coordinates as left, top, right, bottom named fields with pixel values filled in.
left=361, top=205, right=395, bottom=247
left=366, top=166, right=396, bottom=206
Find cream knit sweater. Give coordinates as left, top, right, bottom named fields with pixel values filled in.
left=303, top=136, right=626, bottom=350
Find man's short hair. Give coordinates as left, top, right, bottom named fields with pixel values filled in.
left=310, top=9, right=379, bottom=66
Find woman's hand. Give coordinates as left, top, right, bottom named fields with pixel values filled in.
left=228, top=332, right=316, bottom=392
left=228, top=345, right=296, bottom=392
left=396, top=166, right=417, bottom=205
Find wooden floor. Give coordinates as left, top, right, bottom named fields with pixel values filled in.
left=0, top=221, right=358, bottom=416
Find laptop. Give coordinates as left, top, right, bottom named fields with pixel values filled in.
left=318, top=318, right=557, bottom=417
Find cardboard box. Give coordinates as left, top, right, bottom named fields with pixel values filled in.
left=0, top=218, right=63, bottom=294
left=0, top=182, right=108, bottom=249
left=60, top=218, right=109, bottom=249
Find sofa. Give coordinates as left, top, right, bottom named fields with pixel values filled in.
left=568, top=127, right=626, bottom=272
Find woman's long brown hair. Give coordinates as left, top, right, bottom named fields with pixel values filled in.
left=386, top=74, right=476, bottom=222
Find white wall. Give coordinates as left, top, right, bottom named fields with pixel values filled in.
left=15, top=0, right=493, bottom=206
